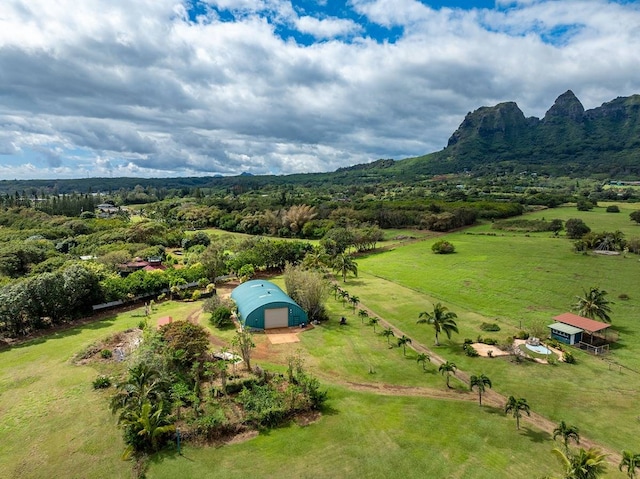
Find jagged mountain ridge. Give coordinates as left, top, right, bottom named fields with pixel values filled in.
left=430, top=90, right=640, bottom=176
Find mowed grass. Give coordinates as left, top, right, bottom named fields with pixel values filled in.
left=349, top=205, right=640, bottom=453
left=146, top=387, right=560, bottom=479
left=0, top=301, right=203, bottom=479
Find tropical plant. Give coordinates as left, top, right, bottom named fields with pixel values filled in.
left=382, top=327, right=395, bottom=346
left=119, top=401, right=175, bottom=457
left=574, top=287, right=613, bottom=323
left=349, top=295, right=360, bottom=312
left=504, top=396, right=530, bottom=430
left=619, top=450, right=640, bottom=479
left=368, top=316, right=380, bottom=332
left=439, top=361, right=457, bottom=388
left=358, top=309, right=369, bottom=324
left=417, top=303, right=459, bottom=346
left=110, top=363, right=170, bottom=417
left=332, top=253, right=358, bottom=282
left=551, top=446, right=608, bottom=479
left=232, top=329, right=255, bottom=372
left=397, top=335, right=412, bottom=356
left=416, top=353, right=430, bottom=371
left=469, top=374, right=492, bottom=406
left=553, top=421, right=580, bottom=451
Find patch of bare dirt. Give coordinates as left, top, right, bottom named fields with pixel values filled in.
left=72, top=328, right=142, bottom=365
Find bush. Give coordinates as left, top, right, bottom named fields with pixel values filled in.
left=100, top=349, right=113, bottom=359
left=606, top=205, right=620, bottom=213
left=563, top=351, right=576, bottom=364
left=92, top=375, right=112, bottom=389
left=483, top=337, right=498, bottom=346
left=431, top=240, right=455, bottom=254
left=619, top=293, right=630, bottom=300
left=210, top=306, right=233, bottom=329
left=464, top=346, right=480, bottom=357
left=480, top=322, right=500, bottom=332
left=515, top=330, right=530, bottom=340
left=191, top=290, right=202, bottom=301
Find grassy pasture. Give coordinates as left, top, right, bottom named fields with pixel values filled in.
left=350, top=205, right=640, bottom=453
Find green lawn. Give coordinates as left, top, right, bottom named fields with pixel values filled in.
left=2, top=204, right=637, bottom=478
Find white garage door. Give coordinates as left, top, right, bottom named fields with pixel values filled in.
left=264, top=307, right=289, bottom=329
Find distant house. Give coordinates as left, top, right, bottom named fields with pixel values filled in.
left=548, top=312, right=611, bottom=346
left=119, top=256, right=166, bottom=274
left=96, top=203, right=120, bottom=218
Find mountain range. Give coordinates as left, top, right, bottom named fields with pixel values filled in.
left=1, top=90, right=639, bottom=195
left=397, top=90, right=640, bottom=178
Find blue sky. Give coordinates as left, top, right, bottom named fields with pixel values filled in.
left=0, top=0, right=639, bottom=179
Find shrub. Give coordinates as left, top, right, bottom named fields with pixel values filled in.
left=480, top=322, right=501, bottom=332
left=606, top=205, right=620, bottom=213
left=515, top=330, right=530, bottom=340
left=431, top=240, right=455, bottom=254
left=464, top=347, right=480, bottom=357
left=483, top=337, right=498, bottom=346
left=92, top=375, right=111, bottom=389
left=191, top=290, right=202, bottom=301
left=100, top=349, right=113, bottom=359
left=563, top=351, right=576, bottom=364
left=619, top=293, right=630, bottom=300
left=210, top=306, right=233, bottom=329
left=565, top=218, right=591, bottom=239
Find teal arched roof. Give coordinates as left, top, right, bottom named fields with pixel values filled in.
left=231, top=280, right=307, bottom=328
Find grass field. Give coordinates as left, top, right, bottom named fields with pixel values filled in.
left=2, top=204, right=638, bottom=478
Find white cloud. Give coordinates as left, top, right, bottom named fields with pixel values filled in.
left=0, top=0, right=639, bottom=179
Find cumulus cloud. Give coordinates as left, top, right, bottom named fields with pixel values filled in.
left=0, top=0, right=639, bottom=179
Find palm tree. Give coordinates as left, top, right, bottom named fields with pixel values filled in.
left=110, top=363, right=169, bottom=417
left=504, top=396, right=530, bottom=430
left=368, top=316, right=379, bottom=332
left=552, top=446, right=608, bottom=479
left=553, top=420, right=580, bottom=451
left=119, top=401, right=175, bottom=457
left=619, top=451, right=640, bottom=479
left=439, top=361, right=457, bottom=388
left=333, top=253, right=358, bottom=283
left=469, top=374, right=492, bottom=406
left=417, top=303, right=459, bottom=346
left=397, top=335, right=412, bottom=356
left=382, top=327, right=395, bottom=346
left=358, top=309, right=369, bottom=324
left=331, top=283, right=341, bottom=300
left=339, top=289, right=350, bottom=305
left=416, top=353, right=430, bottom=371
left=349, top=295, right=360, bottom=312
left=574, top=287, right=613, bottom=323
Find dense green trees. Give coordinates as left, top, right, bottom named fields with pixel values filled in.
left=284, top=264, right=329, bottom=322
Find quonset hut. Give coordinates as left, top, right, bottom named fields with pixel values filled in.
left=231, top=280, right=307, bottom=330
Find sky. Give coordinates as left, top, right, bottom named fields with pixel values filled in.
left=0, top=0, right=639, bottom=180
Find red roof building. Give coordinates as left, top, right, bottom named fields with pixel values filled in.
left=553, top=312, right=610, bottom=333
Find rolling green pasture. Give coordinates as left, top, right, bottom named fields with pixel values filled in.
left=0, top=301, right=200, bottom=479
left=350, top=205, right=640, bottom=453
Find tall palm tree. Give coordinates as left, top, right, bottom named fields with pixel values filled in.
left=339, top=289, right=350, bottom=305
left=553, top=420, right=580, bottom=451
left=619, top=451, right=640, bottom=479
left=358, top=309, right=369, bottom=324
left=574, top=287, right=613, bottom=323
left=416, top=353, right=430, bottom=371
left=382, top=327, right=395, bottom=346
left=439, top=361, right=457, bottom=388
left=333, top=253, right=358, bottom=283
left=349, top=295, right=360, bottom=312
left=504, top=396, right=530, bottom=430
left=331, top=283, right=341, bottom=300
left=368, top=316, right=379, bottom=332
left=552, top=446, right=608, bottom=479
left=397, top=335, right=412, bottom=356
left=417, top=303, right=459, bottom=346
left=470, top=374, right=492, bottom=406
left=110, top=363, right=169, bottom=417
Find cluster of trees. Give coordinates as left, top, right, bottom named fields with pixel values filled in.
left=107, top=322, right=326, bottom=463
